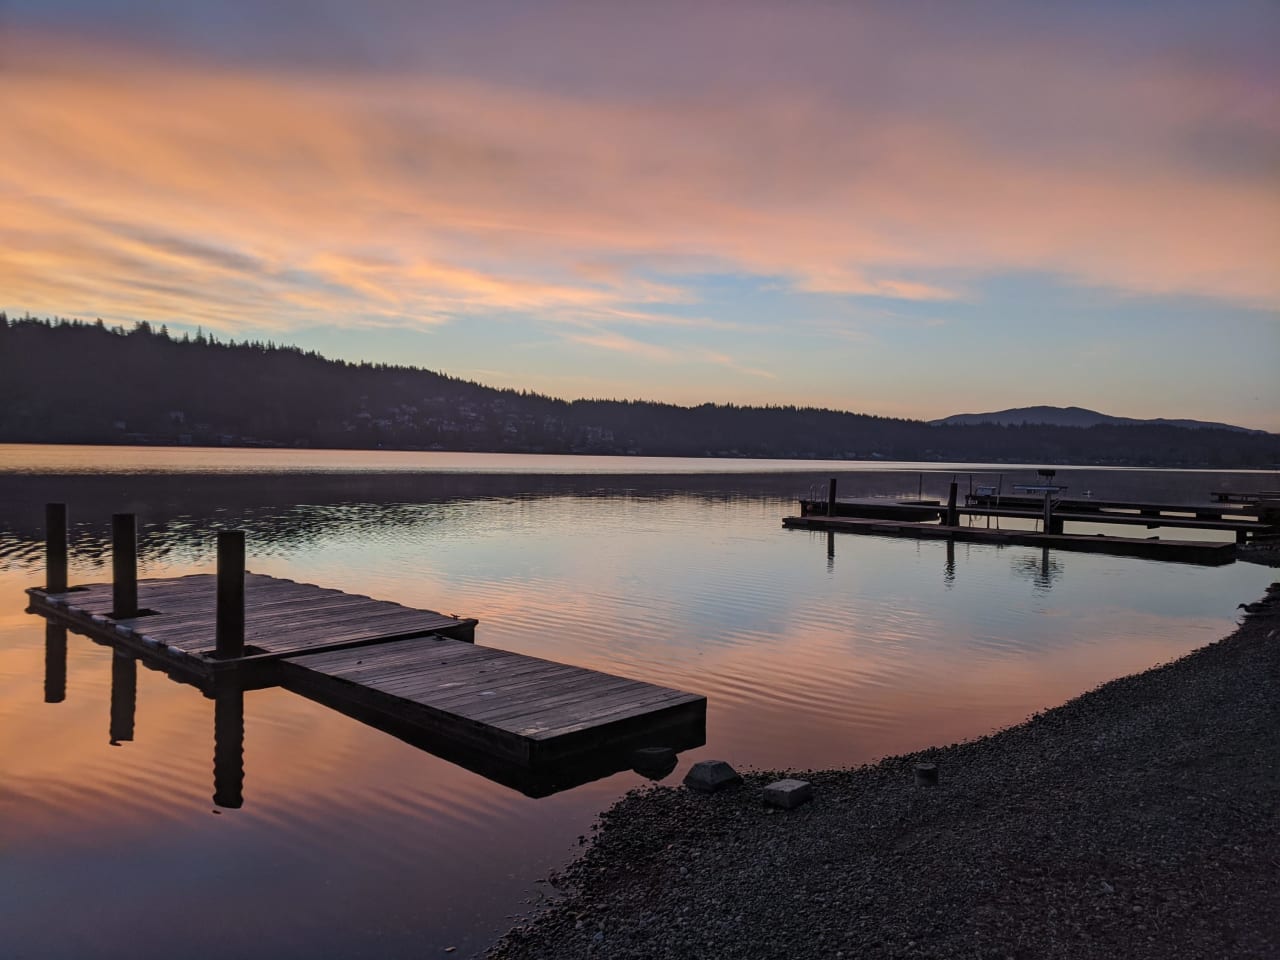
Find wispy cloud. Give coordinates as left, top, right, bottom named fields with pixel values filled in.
left=564, top=330, right=680, bottom=363
left=0, top=6, right=1275, bottom=378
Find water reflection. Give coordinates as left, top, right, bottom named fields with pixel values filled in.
left=0, top=468, right=1075, bottom=568
left=109, top=651, right=136, bottom=745
left=1012, top=547, right=1064, bottom=593
left=44, top=621, right=66, bottom=703
left=5, top=456, right=1274, bottom=959
left=213, top=675, right=244, bottom=809
left=36, top=614, right=702, bottom=804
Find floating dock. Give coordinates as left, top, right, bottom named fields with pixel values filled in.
left=789, top=477, right=1279, bottom=563
left=782, top=515, right=1238, bottom=564
left=27, top=574, right=705, bottom=771
left=25, top=505, right=706, bottom=800
left=283, top=639, right=705, bottom=767
left=27, top=573, right=476, bottom=684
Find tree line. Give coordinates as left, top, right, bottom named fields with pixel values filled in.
left=1, top=314, right=1275, bottom=467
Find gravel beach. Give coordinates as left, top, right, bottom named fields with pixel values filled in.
left=488, top=582, right=1280, bottom=960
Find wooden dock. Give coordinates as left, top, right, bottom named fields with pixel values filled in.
left=792, top=477, right=1278, bottom=561
left=27, top=573, right=477, bottom=682
left=26, top=508, right=706, bottom=800
left=282, top=638, right=705, bottom=767
left=782, top=515, right=1238, bottom=564
left=799, top=496, right=1272, bottom=539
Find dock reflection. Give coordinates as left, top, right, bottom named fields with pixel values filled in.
left=44, top=621, right=66, bottom=703
left=1012, top=547, right=1063, bottom=592
left=37, top=613, right=702, bottom=806
left=213, top=675, right=244, bottom=809
left=109, top=651, right=136, bottom=745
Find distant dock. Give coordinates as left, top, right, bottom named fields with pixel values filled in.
left=25, top=504, right=706, bottom=800
left=786, top=475, right=1279, bottom=564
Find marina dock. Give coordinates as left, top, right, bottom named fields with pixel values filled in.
left=782, top=514, right=1238, bottom=564
left=25, top=504, right=706, bottom=799
left=788, top=476, right=1278, bottom=563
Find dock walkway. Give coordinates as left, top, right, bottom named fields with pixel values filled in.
left=283, top=639, right=704, bottom=766
left=29, top=573, right=475, bottom=673
left=26, top=573, right=705, bottom=779
left=781, top=515, right=1238, bottom=564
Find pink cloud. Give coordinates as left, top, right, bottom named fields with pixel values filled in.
left=0, top=18, right=1275, bottom=357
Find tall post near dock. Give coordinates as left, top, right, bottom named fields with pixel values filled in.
left=111, top=513, right=137, bottom=618
left=216, top=530, right=246, bottom=660
left=946, top=481, right=959, bottom=526
left=827, top=478, right=837, bottom=516
left=46, top=502, right=68, bottom=593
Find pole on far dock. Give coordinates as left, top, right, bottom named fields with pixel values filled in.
left=45, top=502, right=68, bottom=593
left=827, top=478, right=838, bottom=516
left=111, top=513, right=138, bottom=618
left=946, top=482, right=959, bottom=526
left=216, top=530, right=246, bottom=660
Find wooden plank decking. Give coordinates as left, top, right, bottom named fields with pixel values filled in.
left=26, top=572, right=706, bottom=784
left=27, top=573, right=477, bottom=676
left=281, top=638, right=707, bottom=766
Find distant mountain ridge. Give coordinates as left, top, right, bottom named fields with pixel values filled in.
left=931, top=405, right=1263, bottom=434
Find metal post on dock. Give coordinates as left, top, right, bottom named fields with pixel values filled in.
left=946, top=482, right=959, bottom=526
left=216, top=530, right=246, bottom=660
left=827, top=478, right=837, bottom=516
left=111, top=513, right=138, bottom=618
left=46, top=502, right=68, bottom=593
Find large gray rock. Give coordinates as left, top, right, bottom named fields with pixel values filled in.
left=763, top=778, right=813, bottom=810
left=683, top=760, right=742, bottom=793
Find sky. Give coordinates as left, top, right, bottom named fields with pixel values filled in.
left=1, top=1, right=1277, bottom=430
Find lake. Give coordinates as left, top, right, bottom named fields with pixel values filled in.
left=1, top=445, right=1274, bottom=958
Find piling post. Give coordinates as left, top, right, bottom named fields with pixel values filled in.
left=1043, top=491, right=1053, bottom=534
left=827, top=478, right=838, bottom=516
left=111, top=513, right=138, bottom=618
left=216, top=530, right=246, bottom=660
left=46, top=502, right=68, bottom=593
left=945, top=482, right=959, bottom=526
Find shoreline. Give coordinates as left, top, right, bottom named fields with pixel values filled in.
left=489, top=583, right=1280, bottom=959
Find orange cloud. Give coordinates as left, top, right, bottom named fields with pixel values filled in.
left=0, top=23, right=1275, bottom=374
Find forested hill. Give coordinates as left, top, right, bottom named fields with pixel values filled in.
left=2, top=315, right=1276, bottom=467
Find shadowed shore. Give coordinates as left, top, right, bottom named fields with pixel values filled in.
left=488, top=584, right=1280, bottom=959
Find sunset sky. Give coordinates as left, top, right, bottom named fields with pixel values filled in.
left=2, top=1, right=1277, bottom=429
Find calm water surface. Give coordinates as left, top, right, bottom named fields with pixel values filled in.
left=1, top=446, right=1273, bottom=958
